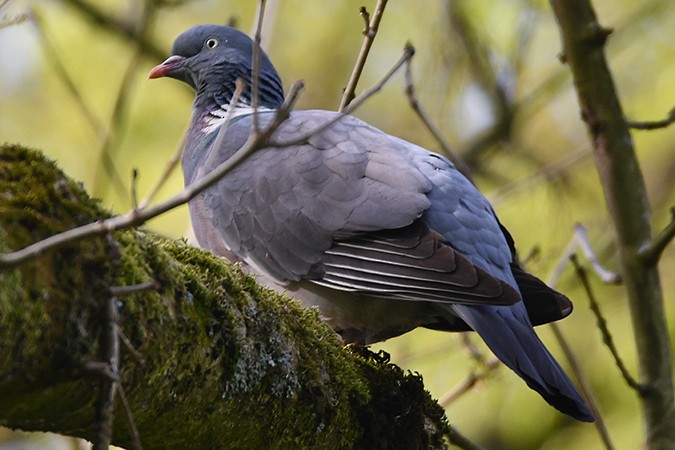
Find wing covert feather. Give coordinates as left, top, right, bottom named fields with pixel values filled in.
left=197, top=110, right=431, bottom=281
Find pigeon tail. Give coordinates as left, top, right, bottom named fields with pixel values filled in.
left=450, top=303, right=595, bottom=422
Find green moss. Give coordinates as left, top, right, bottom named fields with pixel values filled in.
left=0, top=144, right=449, bottom=449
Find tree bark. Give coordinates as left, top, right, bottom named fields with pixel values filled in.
left=549, top=2, right=675, bottom=448
left=0, top=144, right=449, bottom=450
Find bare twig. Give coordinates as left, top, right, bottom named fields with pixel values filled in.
left=93, top=0, right=157, bottom=200
left=30, top=10, right=104, bottom=138
left=445, top=426, right=489, bottom=450
left=137, top=132, right=187, bottom=210
left=92, top=290, right=120, bottom=450
left=546, top=245, right=613, bottom=450
left=359, top=6, right=370, bottom=30
left=403, top=59, right=472, bottom=179
left=58, top=0, right=164, bottom=61
left=438, top=358, right=500, bottom=407
left=131, top=169, right=140, bottom=210
left=251, top=0, right=267, bottom=133
left=445, top=0, right=514, bottom=164
left=93, top=46, right=146, bottom=198
left=489, top=147, right=591, bottom=205
left=32, top=8, right=128, bottom=199
left=202, top=79, right=246, bottom=175
left=339, top=0, right=388, bottom=111
left=640, top=206, right=675, bottom=265
left=573, top=224, right=622, bottom=284
left=570, top=255, right=644, bottom=395
left=117, top=325, right=144, bottom=362
left=628, top=107, right=675, bottom=130
left=460, top=333, right=484, bottom=365
left=274, top=44, right=414, bottom=147
left=438, top=334, right=501, bottom=407
left=548, top=323, right=614, bottom=450
left=109, top=280, right=158, bottom=297
left=546, top=223, right=620, bottom=287
left=117, top=383, right=143, bottom=450
left=510, top=6, right=539, bottom=76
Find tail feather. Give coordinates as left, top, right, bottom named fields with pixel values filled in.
left=450, top=303, right=594, bottom=422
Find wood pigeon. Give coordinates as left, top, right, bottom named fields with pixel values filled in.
left=150, top=24, right=594, bottom=422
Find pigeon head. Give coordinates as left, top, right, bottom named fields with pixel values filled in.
left=149, top=24, right=285, bottom=109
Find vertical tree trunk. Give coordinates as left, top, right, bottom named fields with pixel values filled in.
left=549, top=1, right=675, bottom=448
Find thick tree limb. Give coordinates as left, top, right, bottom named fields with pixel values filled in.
left=549, top=2, right=675, bottom=448
left=0, top=144, right=449, bottom=449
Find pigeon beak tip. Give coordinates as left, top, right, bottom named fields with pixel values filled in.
left=148, top=64, right=168, bottom=79
left=148, top=55, right=185, bottom=79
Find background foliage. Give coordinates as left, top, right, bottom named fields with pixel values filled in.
left=1, top=0, right=674, bottom=448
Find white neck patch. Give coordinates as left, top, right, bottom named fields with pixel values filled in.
left=202, top=102, right=273, bottom=134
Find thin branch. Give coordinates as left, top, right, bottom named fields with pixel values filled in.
left=117, top=383, right=143, bottom=450
left=92, top=46, right=147, bottom=199
left=201, top=79, right=246, bottom=175
left=438, top=358, right=500, bottom=407
left=489, top=147, right=591, bottom=205
left=251, top=0, right=267, bottom=133
left=131, top=169, right=139, bottom=210
left=403, top=58, right=472, bottom=179
left=59, top=0, right=165, bottom=61
left=445, top=427, right=489, bottom=450
left=274, top=44, right=414, bottom=147
left=460, top=333, right=485, bottom=365
left=92, top=290, right=121, bottom=450
left=339, top=0, right=388, bottom=111
left=32, top=6, right=127, bottom=196
left=445, top=0, right=514, bottom=164
left=510, top=6, right=539, bottom=76
left=438, top=334, right=501, bottom=407
left=93, top=0, right=157, bottom=200
left=573, top=224, right=622, bottom=284
left=519, top=233, right=616, bottom=450
left=545, top=243, right=613, bottom=450
left=569, top=255, right=645, bottom=394
left=546, top=223, right=620, bottom=285
left=117, top=325, right=144, bottom=363
left=640, top=206, right=675, bottom=265
left=359, top=6, right=370, bottom=30
left=548, top=323, right=614, bottom=450
left=628, top=107, right=675, bottom=130
left=30, top=10, right=104, bottom=137
left=137, top=132, right=187, bottom=210
left=109, top=280, right=159, bottom=297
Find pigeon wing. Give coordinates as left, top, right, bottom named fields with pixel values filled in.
left=195, top=110, right=519, bottom=306
left=197, top=110, right=430, bottom=281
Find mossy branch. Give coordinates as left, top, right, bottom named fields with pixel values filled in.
left=0, top=144, right=450, bottom=450
left=549, top=1, right=675, bottom=448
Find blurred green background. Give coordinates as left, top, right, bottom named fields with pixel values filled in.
left=1, top=0, right=674, bottom=448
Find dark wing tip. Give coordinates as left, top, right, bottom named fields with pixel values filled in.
left=511, top=263, right=574, bottom=326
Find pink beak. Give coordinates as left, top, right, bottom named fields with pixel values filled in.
left=148, top=55, right=185, bottom=79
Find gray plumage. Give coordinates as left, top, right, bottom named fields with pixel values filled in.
left=150, top=24, right=594, bottom=422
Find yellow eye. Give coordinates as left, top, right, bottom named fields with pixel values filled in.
left=205, top=38, right=219, bottom=49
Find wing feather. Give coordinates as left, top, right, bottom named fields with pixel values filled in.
left=312, top=220, right=521, bottom=306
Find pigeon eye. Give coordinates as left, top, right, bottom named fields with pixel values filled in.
left=205, top=38, right=219, bottom=49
